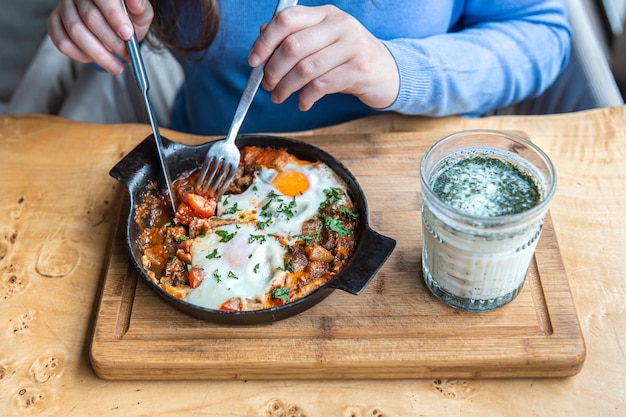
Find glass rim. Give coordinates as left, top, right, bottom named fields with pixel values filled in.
left=420, top=129, right=557, bottom=227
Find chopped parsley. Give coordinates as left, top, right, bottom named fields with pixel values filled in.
left=340, top=205, right=359, bottom=219
left=324, top=216, right=352, bottom=236
left=277, top=197, right=297, bottom=218
left=277, top=258, right=295, bottom=273
left=267, top=190, right=281, bottom=201
left=294, top=233, right=317, bottom=245
left=206, top=249, right=221, bottom=259
left=320, top=187, right=343, bottom=209
left=258, top=199, right=274, bottom=229
left=221, top=202, right=239, bottom=215
left=248, top=234, right=267, bottom=244
left=257, top=219, right=272, bottom=229
left=215, top=229, right=236, bottom=242
left=272, top=287, right=291, bottom=302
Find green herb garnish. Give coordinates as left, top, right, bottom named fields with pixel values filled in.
left=278, top=259, right=295, bottom=273
left=222, top=202, right=239, bottom=215
left=215, top=230, right=236, bottom=242
left=272, top=287, right=291, bottom=302
left=320, top=187, right=343, bottom=209
left=277, top=197, right=297, bottom=218
left=324, top=216, right=352, bottom=236
left=340, top=205, right=359, bottom=219
left=248, top=234, right=266, bottom=244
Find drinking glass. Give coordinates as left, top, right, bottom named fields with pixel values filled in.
left=420, top=130, right=557, bottom=312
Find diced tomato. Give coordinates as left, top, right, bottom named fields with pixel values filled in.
left=188, top=268, right=205, bottom=289
left=185, top=193, right=217, bottom=218
left=219, top=298, right=243, bottom=311
left=175, top=202, right=195, bottom=225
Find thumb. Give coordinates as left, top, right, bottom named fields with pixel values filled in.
left=121, top=0, right=154, bottom=41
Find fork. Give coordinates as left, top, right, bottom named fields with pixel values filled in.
left=195, top=0, right=299, bottom=198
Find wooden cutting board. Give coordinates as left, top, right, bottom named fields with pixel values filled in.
left=89, top=131, right=586, bottom=380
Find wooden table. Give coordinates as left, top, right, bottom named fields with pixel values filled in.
left=1, top=107, right=625, bottom=416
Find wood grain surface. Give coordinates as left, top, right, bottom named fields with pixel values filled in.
left=1, top=108, right=625, bottom=417
left=90, top=131, right=584, bottom=380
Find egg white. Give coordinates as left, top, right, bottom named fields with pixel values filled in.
left=185, top=160, right=347, bottom=310
left=186, top=223, right=287, bottom=309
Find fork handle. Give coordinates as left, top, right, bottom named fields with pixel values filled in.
left=224, top=0, right=299, bottom=144
left=223, top=66, right=264, bottom=144
left=273, top=0, right=299, bottom=15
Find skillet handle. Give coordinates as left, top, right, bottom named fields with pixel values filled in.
left=109, top=135, right=160, bottom=189
left=329, top=228, right=396, bottom=295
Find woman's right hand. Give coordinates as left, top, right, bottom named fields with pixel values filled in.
left=48, top=0, right=154, bottom=74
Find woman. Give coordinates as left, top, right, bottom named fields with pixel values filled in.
left=48, top=0, right=572, bottom=134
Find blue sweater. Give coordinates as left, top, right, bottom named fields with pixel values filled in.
left=170, top=0, right=571, bottom=135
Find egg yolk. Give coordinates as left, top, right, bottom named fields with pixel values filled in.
left=272, top=170, right=309, bottom=197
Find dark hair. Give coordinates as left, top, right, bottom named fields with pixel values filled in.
left=149, top=0, right=220, bottom=53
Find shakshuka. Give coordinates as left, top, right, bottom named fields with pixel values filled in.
left=135, top=146, right=359, bottom=311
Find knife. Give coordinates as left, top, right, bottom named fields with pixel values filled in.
left=120, top=0, right=177, bottom=215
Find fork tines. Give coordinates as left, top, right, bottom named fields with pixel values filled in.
left=196, top=158, right=236, bottom=198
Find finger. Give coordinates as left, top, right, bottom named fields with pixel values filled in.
left=76, top=0, right=129, bottom=57
left=48, top=11, right=92, bottom=63
left=92, top=0, right=134, bottom=40
left=262, top=20, right=341, bottom=91
left=262, top=6, right=361, bottom=92
left=113, top=0, right=154, bottom=40
left=272, top=39, right=356, bottom=109
left=299, top=40, right=399, bottom=110
left=264, top=8, right=360, bottom=99
left=248, top=5, right=325, bottom=66
left=297, top=65, right=354, bottom=111
left=267, top=38, right=345, bottom=103
left=296, top=40, right=399, bottom=111
left=56, top=0, right=126, bottom=73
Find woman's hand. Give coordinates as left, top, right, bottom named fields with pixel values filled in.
left=48, top=0, right=154, bottom=74
left=248, top=5, right=400, bottom=111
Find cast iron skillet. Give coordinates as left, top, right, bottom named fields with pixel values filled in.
left=110, top=134, right=396, bottom=325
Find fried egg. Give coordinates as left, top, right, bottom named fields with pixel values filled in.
left=185, top=160, right=347, bottom=310
left=185, top=223, right=287, bottom=309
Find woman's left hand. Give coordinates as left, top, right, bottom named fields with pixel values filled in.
left=248, top=5, right=400, bottom=111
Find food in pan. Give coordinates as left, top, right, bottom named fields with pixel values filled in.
left=135, top=146, right=359, bottom=311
